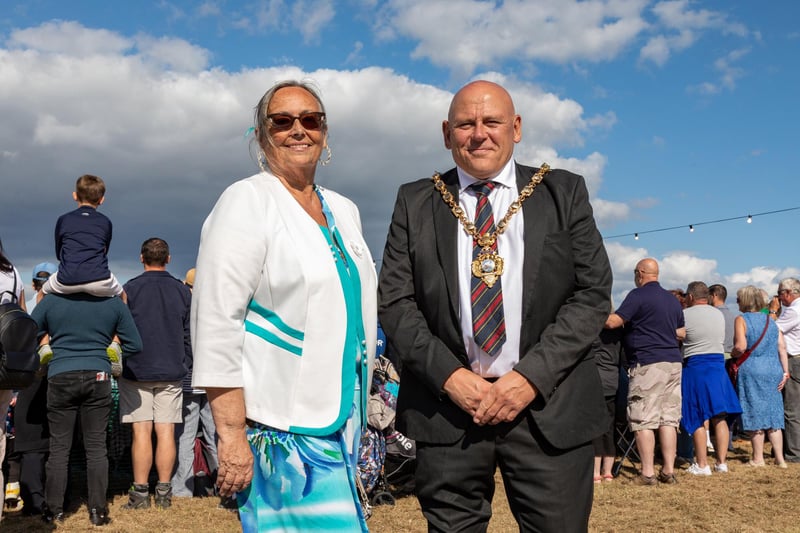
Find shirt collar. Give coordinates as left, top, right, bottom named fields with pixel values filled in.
left=457, top=159, right=516, bottom=194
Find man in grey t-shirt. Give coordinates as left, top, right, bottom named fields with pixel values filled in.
left=709, top=284, right=735, bottom=357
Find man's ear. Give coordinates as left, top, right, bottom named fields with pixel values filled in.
left=442, top=120, right=452, bottom=149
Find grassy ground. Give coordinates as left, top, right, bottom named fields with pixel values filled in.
left=2, top=438, right=796, bottom=532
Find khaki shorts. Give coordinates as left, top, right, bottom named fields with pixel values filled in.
left=627, top=361, right=682, bottom=431
left=119, top=378, right=183, bottom=423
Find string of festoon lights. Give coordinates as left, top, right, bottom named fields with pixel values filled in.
left=603, top=206, right=800, bottom=241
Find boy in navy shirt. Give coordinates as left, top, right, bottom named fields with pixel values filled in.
left=39, top=175, right=125, bottom=371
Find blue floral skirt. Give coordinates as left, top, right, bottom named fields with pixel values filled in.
left=237, top=405, right=367, bottom=532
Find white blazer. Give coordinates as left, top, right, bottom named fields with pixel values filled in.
left=191, top=172, right=377, bottom=435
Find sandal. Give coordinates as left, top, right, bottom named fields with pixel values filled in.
left=602, top=474, right=614, bottom=482
left=593, top=475, right=603, bottom=484
left=745, top=460, right=765, bottom=467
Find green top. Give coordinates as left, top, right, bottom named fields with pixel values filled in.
left=31, top=293, right=142, bottom=378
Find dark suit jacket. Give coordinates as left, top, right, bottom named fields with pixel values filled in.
left=378, top=163, right=612, bottom=450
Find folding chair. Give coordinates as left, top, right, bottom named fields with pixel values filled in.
left=613, top=421, right=640, bottom=476
left=612, top=366, right=640, bottom=476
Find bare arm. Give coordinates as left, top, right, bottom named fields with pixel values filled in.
left=206, top=387, right=253, bottom=498
left=18, top=288, right=26, bottom=312
left=778, top=331, right=790, bottom=391
left=676, top=327, right=686, bottom=343
left=605, top=313, right=624, bottom=329
left=731, top=316, right=747, bottom=358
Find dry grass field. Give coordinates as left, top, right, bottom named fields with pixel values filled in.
left=2, top=438, right=797, bottom=532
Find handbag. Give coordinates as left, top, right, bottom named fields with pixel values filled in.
left=0, top=272, right=39, bottom=389
left=725, top=315, right=770, bottom=387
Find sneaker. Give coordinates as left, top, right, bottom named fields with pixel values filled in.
left=218, top=496, right=238, bottom=512
left=5, top=481, right=21, bottom=510
left=657, top=471, right=678, bottom=484
left=687, top=462, right=712, bottom=476
left=122, top=484, right=151, bottom=510
left=89, top=507, right=111, bottom=526
left=38, top=344, right=53, bottom=366
left=154, top=482, right=172, bottom=509
left=42, top=506, right=65, bottom=524
left=714, top=463, right=729, bottom=473
left=632, top=474, right=657, bottom=486
left=107, top=342, right=123, bottom=377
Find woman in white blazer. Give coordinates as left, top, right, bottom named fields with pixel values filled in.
left=191, top=81, right=377, bottom=532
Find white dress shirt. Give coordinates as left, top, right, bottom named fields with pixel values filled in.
left=776, top=298, right=800, bottom=355
left=456, top=159, right=523, bottom=377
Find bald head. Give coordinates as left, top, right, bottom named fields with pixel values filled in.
left=634, top=258, right=659, bottom=287
left=443, top=80, right=521, bottom=180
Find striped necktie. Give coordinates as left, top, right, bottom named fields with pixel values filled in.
left=469, top=181, right=506, bottom=357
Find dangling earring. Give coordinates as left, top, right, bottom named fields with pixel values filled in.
left=319, top=146, right=332, bottom=166
left=257, top=152, right=268, bottom=173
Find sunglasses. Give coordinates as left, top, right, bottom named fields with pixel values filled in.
left=267, top=112, right=326, bottom=131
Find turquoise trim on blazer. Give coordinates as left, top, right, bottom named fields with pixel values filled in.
left=247, top=300, right=304, bottom=340
left=289, top=188, right=367, bottom=436
left=244, top=321, right=303, bottom=356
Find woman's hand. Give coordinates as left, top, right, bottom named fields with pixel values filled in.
left=779, top=372, right=790, bottom=391
left=216, top=433, right=254, bottom=497
left=206, top=387, right=253, bottom=497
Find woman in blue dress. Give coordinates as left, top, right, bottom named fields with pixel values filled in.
left=192, top=81, right=377, bottom=532
left=732, top=285, right=790, bottom=467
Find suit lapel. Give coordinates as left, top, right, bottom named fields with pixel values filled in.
left=519, top=164, right=547, bottom=324
left=432, top=169, right=461, bottom=319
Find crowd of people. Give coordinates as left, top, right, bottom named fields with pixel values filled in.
left=0, top=78, right=797, bottom=533
left=599, top=260, right=796, bottom=486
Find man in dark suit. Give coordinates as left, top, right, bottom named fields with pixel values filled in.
left=378, top=80, right=612, bottom=532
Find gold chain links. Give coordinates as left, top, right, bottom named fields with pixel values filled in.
left=431, top=163, right=550, bottom=248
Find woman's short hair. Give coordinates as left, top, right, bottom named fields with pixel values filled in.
left=736, top=285, right=764, bottom=312
left=252, top=80, right=326, bottom=171
left=778, top=278, right=800, bottom=296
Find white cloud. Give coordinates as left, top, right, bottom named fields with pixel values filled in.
left=197, top=1, right=222, bottom=17
left=7, top=20, right=133, bottom=56
left=375, top=0, right=649, bottom=75
left=135, top=34, right=212, bottom=72
left=0, top=21, right=611, bottom=280
left=290, top=0, right=336, bottom=45
left=640, top=0, right=750, bottom=66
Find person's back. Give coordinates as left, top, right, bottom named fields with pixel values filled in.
left=55, top=205, right=112, bottom=286
left=617, top=281, right=684, bottom=365
left=42, top=175, right=123, bottom=301
left=32, top=293, right=140, bottom=377
left=123, top=270, right=191, bottom=381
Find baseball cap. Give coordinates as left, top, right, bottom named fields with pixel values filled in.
left=32, top=262, right=58, bottom=281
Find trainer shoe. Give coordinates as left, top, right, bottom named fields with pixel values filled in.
left=632, top=474, right=657, bottom=486
left=714, top=463, right=729, bottom=473
left=657, top=471, right=678, bottom=484
left=106, top=342, right=123, bottom=377
left=154, top=482, right=172, bottom=509
left=687, top=462, right=712, bottom=476
left=5, top=482, right=23, bottom=511
left=121, top=484, right=151, bottom=509
left=89, top=507, right=111, bottom=526
left=37, top=344, right=53, bottom=366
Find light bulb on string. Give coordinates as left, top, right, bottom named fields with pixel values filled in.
left=689, top=225, right=694, bottom=233
left=747, top=215, right=752, bottom=224
left=634, top=233, right=639, bottom=240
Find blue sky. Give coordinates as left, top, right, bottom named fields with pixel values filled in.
left=1, top=0, right=798, bottom=304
